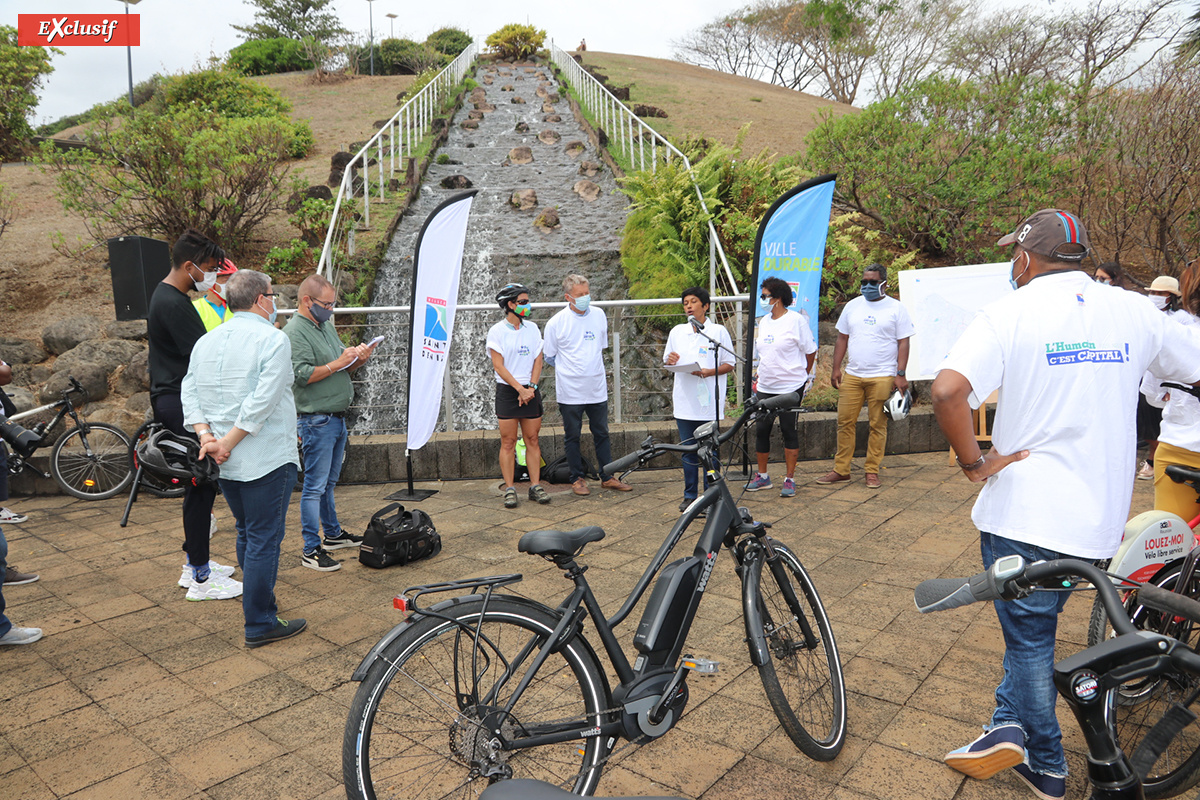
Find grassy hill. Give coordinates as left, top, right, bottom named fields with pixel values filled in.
left=571, top=51, right=856, bottom=160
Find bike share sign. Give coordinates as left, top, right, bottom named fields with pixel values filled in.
left=1108, top=510, right=1197, bottom=584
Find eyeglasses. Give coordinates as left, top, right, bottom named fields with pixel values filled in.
left=760, top=294, right=772, bottom=302
left=263, top=292, right=279, bottom=298
left=862, top=279, right=884, bottom=287
left=309, top=297, right=334, bottom=309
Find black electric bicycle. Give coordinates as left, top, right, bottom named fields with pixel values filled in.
left=342, top=393, right=847, bottom=799
left=2, top=376, right=133, bottom=500
left=917, top=556, right=1200, bottom=800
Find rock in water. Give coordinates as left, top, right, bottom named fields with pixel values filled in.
left=574, top=180, right=601, bottom=202
left=506, top=147, right=534, bottom=165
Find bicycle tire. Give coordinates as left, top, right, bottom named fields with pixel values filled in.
left=747, top=542, right=847, bottom=761
left=343, top=595, right=611, bottom=800
left=1088, top=563, right=1200, bottom=799
left=129, top=421, right=187, bottom=498
left=50, top=422, right=133, bottom=500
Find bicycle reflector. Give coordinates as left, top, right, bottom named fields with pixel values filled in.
left=393, top=596, right=409, bottom=612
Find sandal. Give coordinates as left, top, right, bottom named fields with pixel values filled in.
left=503, top=487, right=518, bottom=508
left=528, top=484, right=551, bottom=505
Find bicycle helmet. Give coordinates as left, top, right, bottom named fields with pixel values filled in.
left=496, top=283, right=530, bottom=311
left=135, top=427, right=219, bottom=486
left=884, top=387, right=913, bottom=421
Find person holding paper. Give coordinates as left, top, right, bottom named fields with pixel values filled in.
left=664, top=287, right=735, bottom=512
left=283, top=273, right=376, bottom=572
left=747, top=277, right=818, bottom=498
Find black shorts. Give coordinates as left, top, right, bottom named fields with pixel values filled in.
left=495, top=383, right=543, bottom=420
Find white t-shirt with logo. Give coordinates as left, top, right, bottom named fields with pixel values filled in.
left=486, top=319, right=542, bottom=386
left=836, top=295, right=915, bottom=378
left=939, top=272, right=1200, bottom=558
left=755, top=309, right=818, bottom=394
left=663, top=319, right=736, bottom=422
left=543, top=306, right=608, bottom=405
left=1147, top=310, right=1200, bottom=452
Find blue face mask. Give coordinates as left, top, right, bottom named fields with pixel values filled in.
left=861, top=281, right=884, bottom=301
left=259, top=295, right=278, bottom=325
left=514, top=303, right=531, bottom=318
left=572, top=294, right=591, bottom=313
left=1010, top=253, right=1030, bottom=292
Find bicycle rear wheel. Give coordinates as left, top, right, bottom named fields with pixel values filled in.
left=747, top=542, right=847, bottom=761
left=1089, top=564, right=1200, bottom=799
left=343, top=596, right=611, bottom=800
left=51, top=422, right=133, bottom=500
left=129, top=421, right=186, bottom=498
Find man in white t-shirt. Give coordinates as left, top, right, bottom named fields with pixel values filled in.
left=931, top=209, right=1200, bottom=800
left=543, top=275, right=631, bottom=495
left=818, top=264, right=915, bottom=489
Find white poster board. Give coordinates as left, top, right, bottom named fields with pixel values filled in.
left=897, top=263, right=1013, bottom=380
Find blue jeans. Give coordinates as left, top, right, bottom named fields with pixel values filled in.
left=676, top=418, right=718, bottom=501
left=980, top=531, right=1073, bottom=777
left=221, top=463, right=297, bottom=639
left=297, top=413, right=347, bottom=553
left=0, top=524, right=10, bottom=639
left=560, top=401, right=612, bottom=482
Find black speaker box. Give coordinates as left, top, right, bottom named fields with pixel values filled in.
left=108, top=236, right=171, bottom=320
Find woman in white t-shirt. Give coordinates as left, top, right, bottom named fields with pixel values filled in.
left=1150, top=264, right=1200, bottom=521
left=663, top=286, right=735, bottom=511
left=746, top=277, right=817, bottom=498
left=486, top=283, right=549, bottom=509
left=1137, top=276, right=1184, bottom=480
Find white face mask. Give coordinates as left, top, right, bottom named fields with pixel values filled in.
left=190, top=263, right=217, bottom=292
left=213, top=282, right=227, bottom=301
left=1150, top=294, right=1170, bottom=311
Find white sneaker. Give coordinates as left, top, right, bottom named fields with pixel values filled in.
left=1137, top=460, right=1155, bottom=481
left=178, top=561, right=237, bottom=588
left=0, top=626, right=43, bottom=645
left=0, top=508, right=28, bottom=524
left=185, top=574, right=243, bottom=601
left=209, top=513, right=217, bottom=539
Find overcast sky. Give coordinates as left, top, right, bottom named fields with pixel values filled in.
left=6, top=0, right=738, bottom=125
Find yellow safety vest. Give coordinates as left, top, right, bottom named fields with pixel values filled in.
left=192, top=297, right=229, bottom=331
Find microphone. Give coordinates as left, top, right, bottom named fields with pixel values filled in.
left=687, top=315, right=702, bottom=332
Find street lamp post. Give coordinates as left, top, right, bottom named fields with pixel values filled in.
left=366, top=0, right=375, bottom=76
left=385, top=13, right=397, bottom=40
left=116, top=0, right=143, bottom=108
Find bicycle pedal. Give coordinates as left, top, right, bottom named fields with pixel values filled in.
left=681, top=657, right=719, bottom=674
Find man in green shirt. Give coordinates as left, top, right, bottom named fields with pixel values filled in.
left=283, top=274, right=376, bottom=571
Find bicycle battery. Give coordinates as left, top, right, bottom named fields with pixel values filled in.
left=634, top=555, right=703, bottom=655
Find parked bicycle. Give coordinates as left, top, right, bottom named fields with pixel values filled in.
left=917, top=556, right=1200, bottom=800
left=1, top=377, right=132, bottom=499
left=342, top=392, right=847, bottom=799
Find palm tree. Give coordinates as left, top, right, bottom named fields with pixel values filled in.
left=1180, top=5, right=1200, bottom=63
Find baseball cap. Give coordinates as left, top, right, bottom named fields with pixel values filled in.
left=997, top=209, right=1091, bottom=262
left=1149, top=276, right=1181, bottom=296
left=216, top=258, right=238, bottom=275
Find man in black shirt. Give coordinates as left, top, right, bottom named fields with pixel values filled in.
left=147, top=230, right=242, bottom=601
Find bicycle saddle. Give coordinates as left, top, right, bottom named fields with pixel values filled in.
left=1165, top=464, right=1200, bottom=485
left=518, top=526, right=605, bottom=557
left=479, top=779, right=684, bottom=800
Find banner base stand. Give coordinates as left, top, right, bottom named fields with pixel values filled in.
left=724, top=471, right=754, bottom=483
left=386, top=488, right=438, bottom=502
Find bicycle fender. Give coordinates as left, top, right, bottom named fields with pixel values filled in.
left=350, top=593, right=487, bottom=681
left=741, top=548, right=771, bottom=668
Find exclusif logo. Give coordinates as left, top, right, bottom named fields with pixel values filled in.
left=18, top=14, right=141, bottom=46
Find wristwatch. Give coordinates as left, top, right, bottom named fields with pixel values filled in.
left=527, top=383, right=538, bottom=391
left=896, top=370, right=906, bottom=377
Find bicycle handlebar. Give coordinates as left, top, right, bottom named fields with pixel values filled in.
left=601, top=392, right=801, bottom=477
left=914, top=558, right=1138, bottom=636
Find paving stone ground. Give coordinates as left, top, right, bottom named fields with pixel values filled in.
left=0, top=452, right=1153, bottom=799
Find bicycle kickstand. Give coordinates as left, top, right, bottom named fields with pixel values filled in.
left=120, top=465, right=144, bottom=528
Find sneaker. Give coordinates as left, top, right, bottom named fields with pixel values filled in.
left=1137, top=460, right=1154, bottom=480
left=944, top=724, right=1026, bottom=779
left=209, top=513, right=217, bottom=539
left=745, top=474, right=773, bottom=492
left=245, top=617, right=307, bottom=649
left=865, top=473, right=882, bottom=489
left=679, top=499, right=695, bottom=513
left=177, top=561, right=236, bottom=588
left=529, top=484, right=551, bottom=505
left=815, top=470, right=850, bottom=485
left=0, top=508, right=28, bottom=524
left=4, top=567, right=40, bottom=586
left=780, top=478, right=795, bottom=498
left=1011, top=763, right=1066, bottom=800
left=503, top=487, right=518, bottom=509
left=301, top=548, right=342, bottom=572
left=323, top=532, right=364, bottom=550
left=185, top=574, right=243, bottom=601
left=0, top=626, right=43, bottom=645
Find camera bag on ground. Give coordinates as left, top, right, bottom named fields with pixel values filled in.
left=543, top=455, right=597, bottom=484
left=359, top=502, right=441, bottom=569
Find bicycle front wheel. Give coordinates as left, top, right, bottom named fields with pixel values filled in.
left=51, top=422, right=133, bottom=500
left=343, top=596, right=611, bottom=800
left=129, top=422, right=186, bottom=498
left=747, top=542, right=847, bottom=761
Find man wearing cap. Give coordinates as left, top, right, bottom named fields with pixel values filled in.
left=931, top=209, right=1200, bottom=800
left=192, top=258, right=239, bottom=331
left=283, top=274, right=376, bottom=572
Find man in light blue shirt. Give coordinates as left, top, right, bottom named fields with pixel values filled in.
left=182, top=270, right=306, bottom=649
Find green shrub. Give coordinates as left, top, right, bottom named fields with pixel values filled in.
left=289, top=197, right=335, bottom=246
left=426, top=27, right=472, bottom=57
left=227, top=37, right=312, bottom=76
left=485, top=24, right=545, bottom=60
left=378, top=38, right=446, bottom=75
left=262, top=239, right=317, bottom=276
left=820, top=213, right=919, bottom=315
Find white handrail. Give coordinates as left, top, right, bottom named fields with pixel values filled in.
left=547, top=41, right=740, bottom=298
left=317, top=42, right=480, bottom=277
